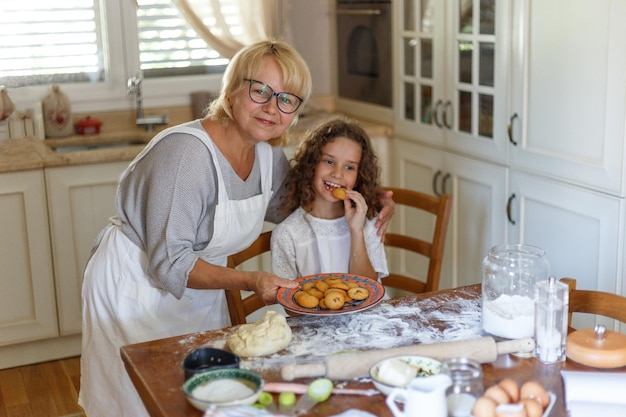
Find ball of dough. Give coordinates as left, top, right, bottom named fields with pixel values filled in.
left=227, top=311, right=292, bottom=357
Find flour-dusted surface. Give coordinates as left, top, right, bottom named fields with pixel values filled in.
left=239, top=286, right=484, bottom=368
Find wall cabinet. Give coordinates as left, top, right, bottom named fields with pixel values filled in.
left=392, top=0, right=626, bottom=313
left=0, top=162, right=127, bottom=368
left=509, top=0, right=626, bottom=196
left=394, top=0, right=509, bottom=163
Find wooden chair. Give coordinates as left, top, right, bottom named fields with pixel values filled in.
left=560, top=277, right=626, bottom=330
left=225, top=231, right=272, bottom=326
left=382, top=187, right=452, bottom=295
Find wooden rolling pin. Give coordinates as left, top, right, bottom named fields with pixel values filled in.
left=281, top=336, right=534, bottom=381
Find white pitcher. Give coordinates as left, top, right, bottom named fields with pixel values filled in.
left=386, top=373, right=452, bottom=417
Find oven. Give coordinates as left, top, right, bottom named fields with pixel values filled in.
left=336, top=0, right=392, bottom=108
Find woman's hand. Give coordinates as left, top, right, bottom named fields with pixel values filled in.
left=252, top=272, right=299, bottom=305
left=375, top=189, right=395, bottom=241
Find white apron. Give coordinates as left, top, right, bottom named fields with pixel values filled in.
left=79, top=125, right=273, bottom=417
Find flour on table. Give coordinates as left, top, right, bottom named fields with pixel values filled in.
left=238, top=287, right=482, bottom=369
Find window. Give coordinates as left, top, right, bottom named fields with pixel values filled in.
left=137, top=0, right=230, bottom=78
left=0, top=0, right=231, bottom=112
left=0, top=1, right=106, bottom=88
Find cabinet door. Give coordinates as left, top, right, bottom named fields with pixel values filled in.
left=443, top=0, right=509, bottom=162
left=509, top=0, right=626, bottom=195
left=45, top=162, right=128, bottom=335
left=393, top=138, right=507, bottom=290
left=394, top=0, right=446, bottom=146
left=394, top=0, right=509, bottom=163
left=507, top=171, right=624, bottom=330
left=442, top=152, right=507, bottom=289
left=0, top=170, right=58, bottom=345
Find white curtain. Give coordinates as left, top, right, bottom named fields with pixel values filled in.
left=171, top=0, right=292, bottom=59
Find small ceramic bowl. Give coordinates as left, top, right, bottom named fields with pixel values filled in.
left=370, top=355, right=442, bottom=396
left=182, top=368, right=264, bottom=411
left=182, top=347, right=240, bottom=380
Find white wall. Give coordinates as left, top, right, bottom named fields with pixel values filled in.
left=289, top=0, right=334, bottom=97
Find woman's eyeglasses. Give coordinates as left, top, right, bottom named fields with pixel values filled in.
left=244, top=79, right=303, bottom=114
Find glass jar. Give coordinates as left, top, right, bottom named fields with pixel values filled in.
left=441, top=357, right=483, bottom=417
left=482, top=244, right=549, bottom=340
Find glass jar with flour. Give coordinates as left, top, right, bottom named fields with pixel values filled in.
left=481, top=244, right=549, bottom=341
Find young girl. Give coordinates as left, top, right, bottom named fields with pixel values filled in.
left=271, top=117, right=389, bottom=281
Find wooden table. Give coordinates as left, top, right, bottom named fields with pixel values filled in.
left=121, top=284, right=621, bottom=417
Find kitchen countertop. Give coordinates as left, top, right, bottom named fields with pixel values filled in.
left=0, top=112, right=392, bottom=174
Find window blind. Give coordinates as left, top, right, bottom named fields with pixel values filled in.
left=137, top=0, right=231, bottom=78
left=0, top=0, right=105, bottom=87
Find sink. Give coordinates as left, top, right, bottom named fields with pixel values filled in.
left=44, top=131, right=151, bottom=153
left=51, top=140, right=147, bottom=153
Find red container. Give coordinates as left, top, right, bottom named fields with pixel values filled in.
left=74, top=116, right=102, bottom=135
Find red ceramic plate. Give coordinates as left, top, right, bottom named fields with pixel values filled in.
left=277, top=273, right=385, bottom=316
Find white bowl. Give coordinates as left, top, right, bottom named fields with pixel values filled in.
left=182, top=368, right=264, bottom=411
left=370, top=355, right=442, bottom=396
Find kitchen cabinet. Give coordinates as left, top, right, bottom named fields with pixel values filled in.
left=394, top=0, right=510, bottom=163
left=509, top=0, right=626, bottom=196
left=0, top=170, right=57, bottom=346
left=505, top=0, right=626, bottom=310
left=45, top=162, right=127, bottom=335
left=507, top=171, right=624, bottom=331
left=392, top=138, right=507, bottom=290
left=392, top=0, right=626, bottom=302
left=0, top=161, right=128, bottom=368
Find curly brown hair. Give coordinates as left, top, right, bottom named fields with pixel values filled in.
left=281, top=117, right=382, bottom=219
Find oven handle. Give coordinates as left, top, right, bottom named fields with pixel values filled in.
left=337, top=8, right=383, bottom=15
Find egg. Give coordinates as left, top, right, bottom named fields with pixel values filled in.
left=495, top=403, right=528, bottom=417
left=520, top=381, right=549, bottom=408
left=498, top=378, right=520, bottom=403
left=521, top=398, right=545, bottom=417
left=472, top=396, right=498, bottom=417
left=484, top=385, right=512, bottom=405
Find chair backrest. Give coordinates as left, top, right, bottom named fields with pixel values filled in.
left=382, top=187, right=452, bottom=295
left=225, top=231, right=272, bottom=326
left=560, top=277, right=626, bottom=330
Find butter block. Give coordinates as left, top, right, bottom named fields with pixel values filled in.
left=377, top=358, right=418, bottom=387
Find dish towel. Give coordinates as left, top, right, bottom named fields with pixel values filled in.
left=561, top=370, right=626, bottom=417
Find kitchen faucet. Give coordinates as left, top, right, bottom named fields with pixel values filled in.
left=127, top=74, right=168, bottom=132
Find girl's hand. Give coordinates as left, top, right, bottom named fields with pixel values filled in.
left=343, top=189, right=367, bottom=233
left=375, top=189, right=395, bottom=241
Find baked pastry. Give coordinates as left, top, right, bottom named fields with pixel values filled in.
left=348, top=287, right=369, bottom=301
left=294, top=291, right=319, bottom=308
left=324, top=292, right=345, bottom=310
left=331, top=187, right=347, bottom=200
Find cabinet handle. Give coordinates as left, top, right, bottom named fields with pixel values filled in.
left=507, top=193, right=516, bottom=225
left=432, top=170, right=442, bottom=196
left=442, top=172, right=451, bottom=195
left=433, top=100, right=443, bottom=128
left=508, top=113, right=518, bottom=146
left=443, top=101, right=453, bottom=129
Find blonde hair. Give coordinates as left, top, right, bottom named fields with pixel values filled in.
left=206, top=40, right=312, bottom=147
